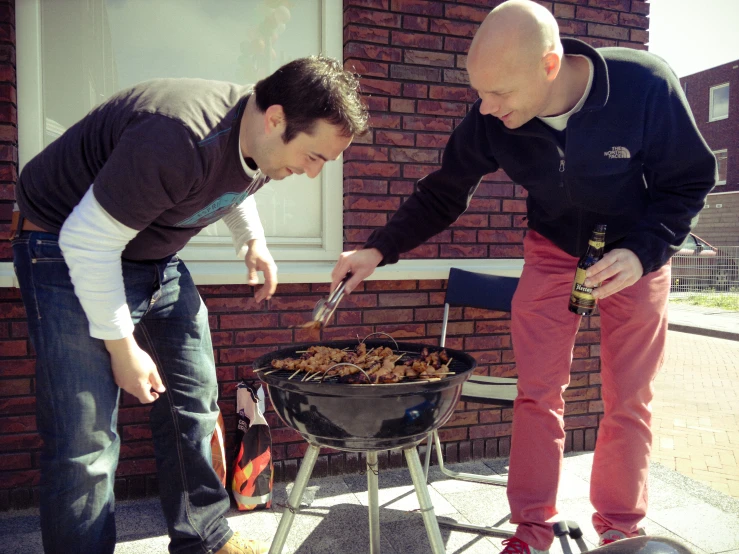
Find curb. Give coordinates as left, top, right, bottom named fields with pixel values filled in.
left=668, top=322, right=739, bottom=342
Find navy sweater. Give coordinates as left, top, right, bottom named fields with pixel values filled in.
left=364, top=39, right=717, bottom=275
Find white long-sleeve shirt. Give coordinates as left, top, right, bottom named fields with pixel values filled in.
left=59, top=185, right=265, bottom=340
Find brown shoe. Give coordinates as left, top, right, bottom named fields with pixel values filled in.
left=216, top=532, right=269, bottom=554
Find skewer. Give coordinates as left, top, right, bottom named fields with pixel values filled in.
left=320, top=363, right=374, bottom=384
left=267, top=340, right=461, bottom=385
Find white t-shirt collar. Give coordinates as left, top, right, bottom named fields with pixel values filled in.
left=538, top=55, right=594, bottom=131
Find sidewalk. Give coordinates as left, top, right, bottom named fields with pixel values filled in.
left=656, top=303, right=739, bottom=499
left=1, top=451, right=737, bottom=554
left=652, top=330, right=739, bottom=499
left=668, top=302, right=739, bottom=341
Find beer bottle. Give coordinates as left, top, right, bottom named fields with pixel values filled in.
left=568, top=224, right=606, bottom=316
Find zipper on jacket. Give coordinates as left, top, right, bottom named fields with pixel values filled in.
left=557, top=143, right=583, bottom=252
left=557, top=146, right=566, bottom=181
left=556, top=129, right=582, bottom=249
left=556, top=146, right=572, bottom=203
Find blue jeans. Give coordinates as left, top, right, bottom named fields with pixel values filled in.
left=13, top=232, right=233, bottom=554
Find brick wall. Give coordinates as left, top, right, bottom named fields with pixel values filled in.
left=0, top=0, right=647, bottom=510
left=681, top=60, right=739, bottom=194
left=680, top=61, right=739, bottom=245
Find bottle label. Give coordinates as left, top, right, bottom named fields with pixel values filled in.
left=589, top=240, right=605, bottom=249
left=570, top=267, right=595, bottom=308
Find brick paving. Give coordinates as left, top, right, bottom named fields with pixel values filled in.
left=651, top=330, right=739, bottom=498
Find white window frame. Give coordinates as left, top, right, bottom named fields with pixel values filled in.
left=713, top=149, right=728, bottom=186
left=709, top=83, right=729, bottom=122
left=16, top=0, right=344, bottom=266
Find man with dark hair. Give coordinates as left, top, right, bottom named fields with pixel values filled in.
left=13, top=55, right=368, bottom=554
left=254, top=56, right=368, bottom=144
left=330, top=1, right=715, bottom=553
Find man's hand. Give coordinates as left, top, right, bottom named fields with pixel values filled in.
left=105, top=335, right=165, bottom=404
left=331, top=248, right=383, bottom=294
left=584, top=248, right=643, bottom=300
left=245, top=239, right=278, bottom=302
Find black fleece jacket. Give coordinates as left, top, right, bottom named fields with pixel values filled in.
left=364, top=39, right=717, bottom=275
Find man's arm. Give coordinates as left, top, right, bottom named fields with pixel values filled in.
left=221, top=195, right=277, bottom=301
left=59, top=186, right=165, bottom=403
left=616, top=65, right=717, bottom=276
left=221, top=195, right=266, bottom=256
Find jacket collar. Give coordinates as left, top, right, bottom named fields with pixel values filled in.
left=561, top=38, right=609, bottom=111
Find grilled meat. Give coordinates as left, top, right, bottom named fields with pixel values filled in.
left=268, top=343, right=452, bottom=384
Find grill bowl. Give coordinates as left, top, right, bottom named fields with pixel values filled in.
left=255, top=340, right=477, bottom=451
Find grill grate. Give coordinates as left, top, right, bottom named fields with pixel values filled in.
left=255, top=340, right=476, bottom=387
left=261, top=354, right=471, bottom=385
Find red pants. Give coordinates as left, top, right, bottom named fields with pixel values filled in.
left=508, top=231, right=671, bottom=550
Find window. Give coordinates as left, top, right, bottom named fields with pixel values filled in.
left=714, top=149, right=728, bottom=185
left=709, top=83, right=729, bottom=121
left=16, top=0, right=344, bottom=263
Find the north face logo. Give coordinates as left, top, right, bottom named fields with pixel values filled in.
left=604, top=146, right=631, bottom=159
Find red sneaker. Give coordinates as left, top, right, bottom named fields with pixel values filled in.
left=500, top=537, right=550, bottom=554
left=599, top=527, right=646, bottom=546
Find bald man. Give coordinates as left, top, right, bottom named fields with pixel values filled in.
left=331, top=1, right=716, bottom=553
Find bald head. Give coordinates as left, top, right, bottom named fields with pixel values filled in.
left=469, top=0, right=562, bottom=73
left=465, top=0, right=568, bottom=128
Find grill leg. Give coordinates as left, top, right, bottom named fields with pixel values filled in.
left=268, top=444, right=320, bottom=554
left=366, top=451, right=381, bottom=554
left=423, top=432, right=433, bottom=481
left=404, top=447, right=446, bottom=554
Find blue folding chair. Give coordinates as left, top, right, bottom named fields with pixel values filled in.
left=423, top=267, right=520, bottom=537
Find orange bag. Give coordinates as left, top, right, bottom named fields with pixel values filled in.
left=210, top=411, right=227, bottom=487
left=231, top=381, right=273, bottom=511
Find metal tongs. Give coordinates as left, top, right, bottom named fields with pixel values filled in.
left=310, top=274, right=350, bottom=328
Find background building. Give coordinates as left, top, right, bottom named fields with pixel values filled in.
left=681, top=60, right=739, bottom=246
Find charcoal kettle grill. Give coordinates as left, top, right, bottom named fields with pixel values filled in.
left=255, top=339, right=478, bottom=554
